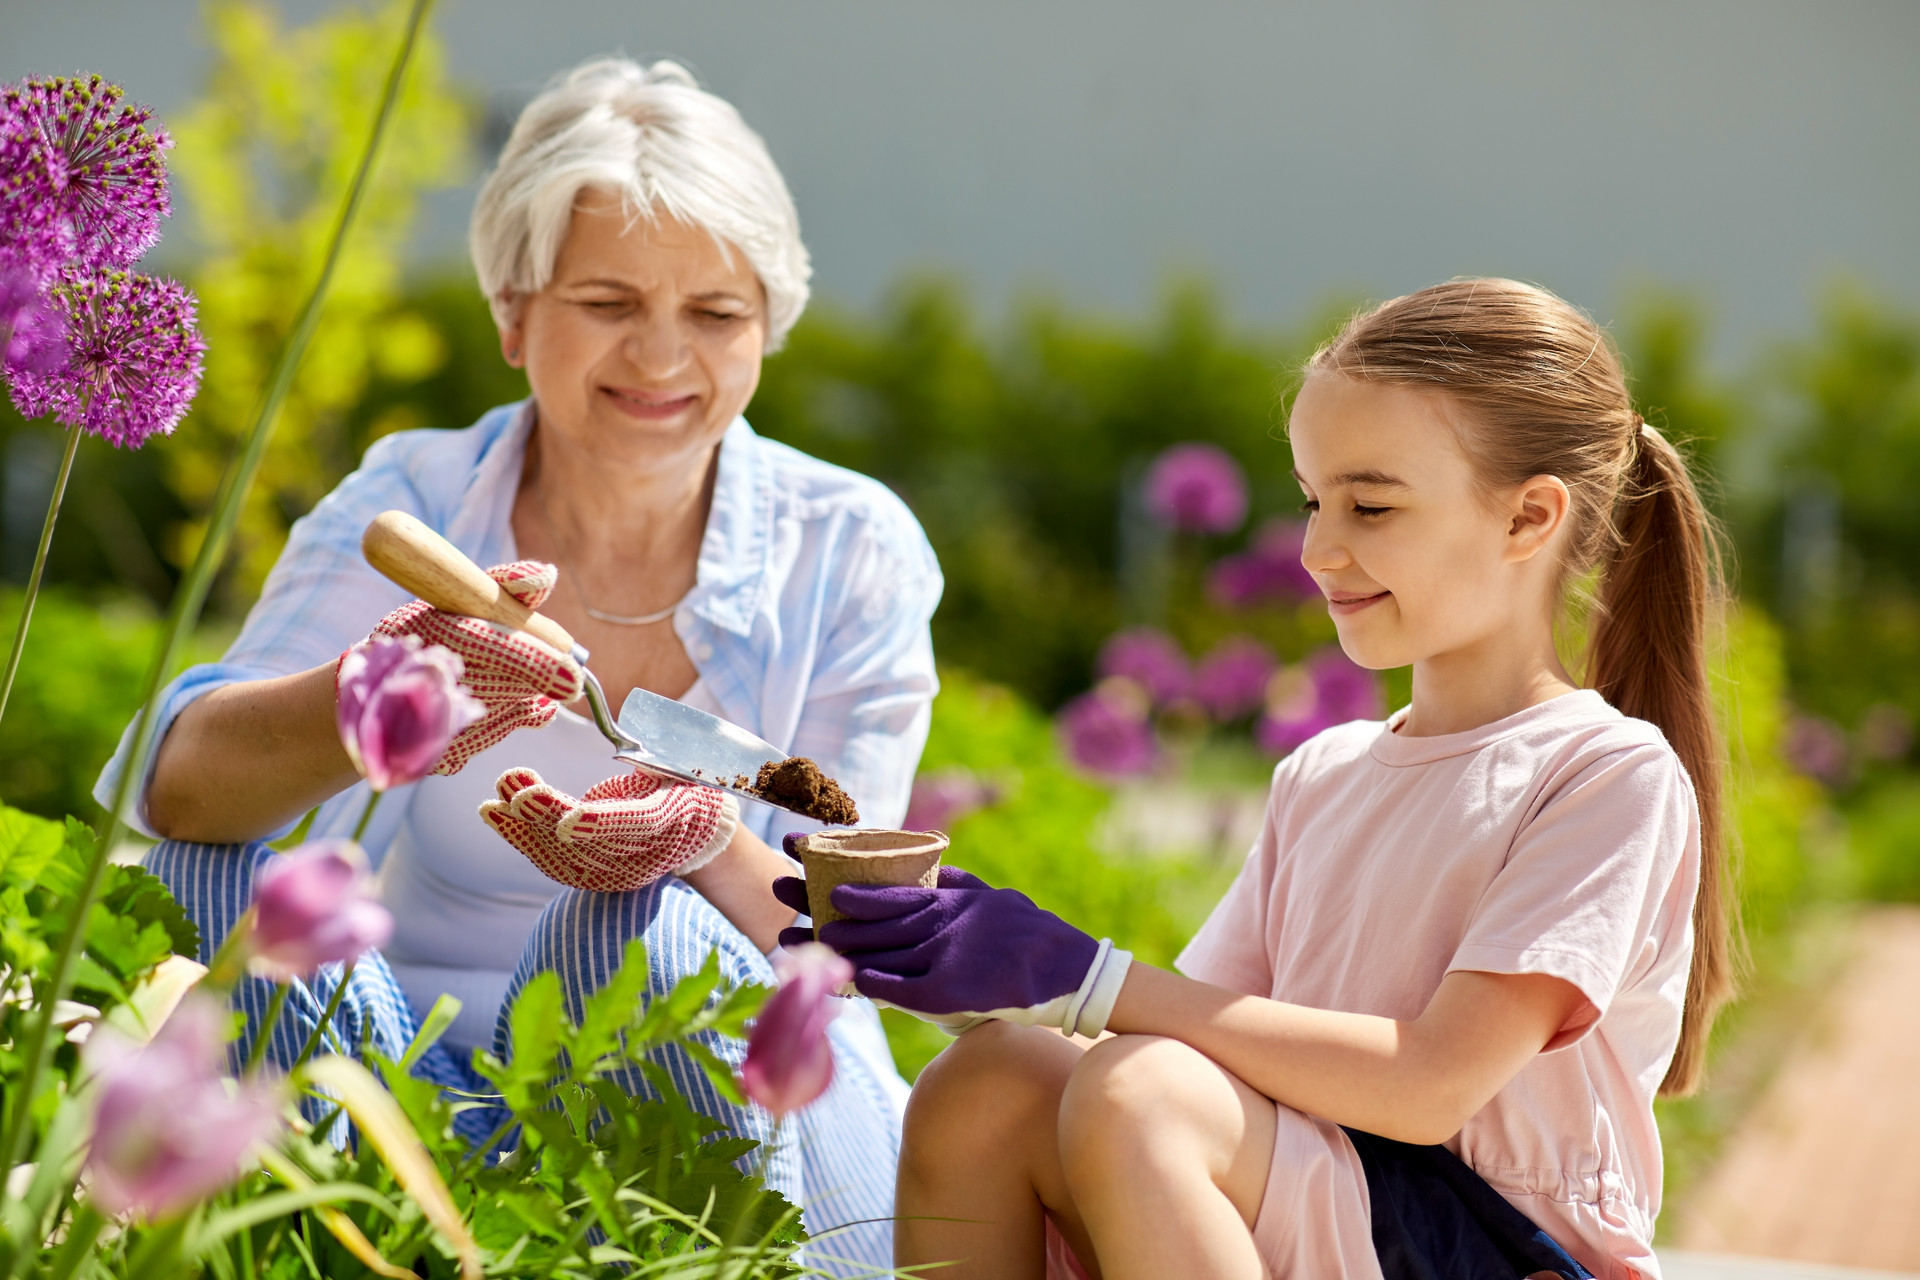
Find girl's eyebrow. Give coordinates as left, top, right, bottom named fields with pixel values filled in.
left=1291, top=467, right=1412, bottom=490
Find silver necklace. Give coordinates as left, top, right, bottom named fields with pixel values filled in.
left=573, top=577, right=687, bottom=626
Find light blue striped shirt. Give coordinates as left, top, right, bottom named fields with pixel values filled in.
left=97, top=400, right=944, bottom=857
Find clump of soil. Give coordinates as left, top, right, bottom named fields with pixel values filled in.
left=753, top=757, right=860, bottom=825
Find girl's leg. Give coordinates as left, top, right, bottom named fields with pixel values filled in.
left=895, top=1021, right=1097, bottom=1279
left=504, top=880, right=902, bottom=1277
left=1059, top=1034, right=1276, bottom=1280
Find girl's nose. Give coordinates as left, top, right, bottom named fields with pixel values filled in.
left=1300, top=514, right=1351, bottom=575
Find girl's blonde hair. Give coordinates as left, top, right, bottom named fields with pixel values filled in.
left=1308, top=278, right=1730, bottom=1096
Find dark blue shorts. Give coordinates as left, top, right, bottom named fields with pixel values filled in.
left=1342, top=1128, right=1596, bottom=1280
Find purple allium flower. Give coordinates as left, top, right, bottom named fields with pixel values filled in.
left=1191, top=636, right=1277, bottom=721
left=84, top=993, right=282, bottom=1220
left=1207, top=519, right=1319, bottom=608
left=0, top=253, right=67, bottom=375
left=6, top=267, right=203, bottom=446
left=1096, top=627, right=1190, bottom=706
left=250, top=840, right=394, bottom=983
left=1057, top=687, right=1159, bottom=778
left=1254, top=646, right=1383, bottom=756
left=904, top=768, right=1001, bottom=832
left=742, top=943, right=851, bottom=1118
left=336, top=635, right=484, bottom=791
left=1144, top=443, right=1248, bottom=535
left=0, top=75, right=171, bottom=277
left=1783, top=714, right=1849, bottom=786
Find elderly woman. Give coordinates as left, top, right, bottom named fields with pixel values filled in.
left=96, top=58, right=938, bottom=1271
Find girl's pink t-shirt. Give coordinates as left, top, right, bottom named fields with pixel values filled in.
left=1176, top=690, right=1699, bottom=1280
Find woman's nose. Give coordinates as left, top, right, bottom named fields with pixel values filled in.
left=623, top=309, right=691, bottom=378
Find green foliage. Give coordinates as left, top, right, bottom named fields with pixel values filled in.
left=165, top=0, right=469, bottom=600
left=1843, top=778, right=1920, bottom=901
left=0, top=586, right=227, bottom=819
left=882, top=668, right=1239, bottom=1078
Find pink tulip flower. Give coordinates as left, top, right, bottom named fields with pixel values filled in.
left=741, top=943, right=852, bottom=1118
left=85, top=994, right=282, bottom=1220
left=250, top=840, right=393, bottom=983
left=336, top=634, right=484, bottom=791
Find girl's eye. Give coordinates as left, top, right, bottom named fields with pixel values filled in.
left=1353, top=504, right=1390, bottom=518
left=1300, top=499, right=1319, bottom=514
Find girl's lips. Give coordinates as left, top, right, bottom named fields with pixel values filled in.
left=1327, top=590, right=1391, bottom=616
left=602, top=385, right=698, bottom=420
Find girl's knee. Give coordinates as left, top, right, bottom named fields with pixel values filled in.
left=1059, top=1035, right=1210, bottom=1159
left=905, top=1022, right=1078, bottom=1157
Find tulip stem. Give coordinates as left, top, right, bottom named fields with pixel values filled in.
left=294, top=961, right=356, bottom=1067
left=0, top=0, right=435, bottom=1230
left=0, top=424, right=80, bottom=730
left=351, top=789, right=383, bottom=845
left=244, top=983, right=291, bottom=1076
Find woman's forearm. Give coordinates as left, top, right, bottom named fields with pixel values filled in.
left=681, top=825, right=798, bottom=954
left=146, top=663, right=360, bottom=844
left=1106, top=963, right=1583, bottom=1145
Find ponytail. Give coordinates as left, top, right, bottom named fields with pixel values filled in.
left=1311, top=279, right=1735, bottom=1097
left=1588, top=424, right=1731, bottom=1096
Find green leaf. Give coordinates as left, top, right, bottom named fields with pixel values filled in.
left=679, top=1039, right=748, bottom=1108
left=97, top=861, right=200, bottom=960
left=574, top=937, right=650, bottom=1069
left=398, top=992, right=461, bottom=1070
left=0, top=804, right=64, bottom=889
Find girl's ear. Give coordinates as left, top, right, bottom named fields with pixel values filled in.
left=1503, top=474, right=1572, bottom=564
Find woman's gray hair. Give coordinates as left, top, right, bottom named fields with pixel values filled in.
left=470, top=57, right=811, bottom=350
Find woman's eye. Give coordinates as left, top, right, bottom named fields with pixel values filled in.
left=697, top=309, right=745, bottom=323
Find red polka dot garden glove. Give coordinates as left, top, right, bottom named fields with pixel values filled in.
left=353, top=560, right=584, bottom=777
left=479, top=767, right=739, bottom=893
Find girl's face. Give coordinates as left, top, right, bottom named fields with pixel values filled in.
left=502, top=191, right=767, bottom=474
left=1288, top=371, right=1569, bottom=672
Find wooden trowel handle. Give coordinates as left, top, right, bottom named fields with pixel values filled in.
left=361, top=510, right=579, bottom=655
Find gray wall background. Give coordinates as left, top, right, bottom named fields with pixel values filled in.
left=5, top=1, right=1917, bottom=358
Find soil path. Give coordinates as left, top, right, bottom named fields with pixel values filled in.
left=1677, top=906, right=1920, bottom=1271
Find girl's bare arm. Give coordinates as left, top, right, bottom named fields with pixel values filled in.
left=1108, top=963, right=1586, bottom=1145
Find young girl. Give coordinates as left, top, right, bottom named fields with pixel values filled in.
left=777, top=278, right=1730, bottom=1279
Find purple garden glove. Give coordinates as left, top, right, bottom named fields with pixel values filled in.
left=769, top=866, right=1132, bottom=1038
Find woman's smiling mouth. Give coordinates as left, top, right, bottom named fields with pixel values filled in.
left=1327, top=589, right=1391, bottom=616
left=603, top=385, right=698, bottom=420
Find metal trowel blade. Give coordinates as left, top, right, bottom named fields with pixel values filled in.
left=613, top=686, right=789, bottom=809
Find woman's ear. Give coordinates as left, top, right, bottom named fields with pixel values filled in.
left=1503, top=474, right=1572, bottom=563
left=496, top=292, right=525, bottom=368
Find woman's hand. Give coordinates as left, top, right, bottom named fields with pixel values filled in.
left=776, top=868, right=1133, bottom=1038
left=367, top=560, right=583, bottom=776
left=480, top=767, right=737, bottom=893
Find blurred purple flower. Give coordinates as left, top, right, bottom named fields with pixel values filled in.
left=1191, top=636, right=1277, bottom=721
left=84, top=993, right=282, bottom=1220
left=251, top=840, right=394, bottom=983
left=1144, top=443, right=1247, bottom=535
left=742, top=942, right=851, bottom=1118
left=904, top=768, right=1000, bottom=832
left=1255, top=647, right=1383, bottom=756
left=0, top=255, right=68, bottom=375
left=6, top=267, right=203, bottom=446
left=1057, top=687, right=1159, bottom=777
left=1097, top=627, right=1190, bottom=705
left=1783, top=714, right=1848, bottom=786
left=0, top=75, right=172, bottom=277
left=1207, top=519, right=1318, bottom=609
left=336, top=635, right=484, bottom=791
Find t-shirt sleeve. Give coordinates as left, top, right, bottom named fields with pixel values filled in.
left=1447, top=741, right=1698, bottom=1051
left=1175, top=767, right=1291, bottom=998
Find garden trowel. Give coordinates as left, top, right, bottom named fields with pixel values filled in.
left=360, top=509, right=793, bottom=813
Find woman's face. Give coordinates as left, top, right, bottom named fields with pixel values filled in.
left=1288, top=371, right=1569, bottom=671
left=502, top=191, right=767, bottom=473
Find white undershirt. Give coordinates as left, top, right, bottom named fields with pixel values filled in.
left=377, top=680, right=724, bottom=1052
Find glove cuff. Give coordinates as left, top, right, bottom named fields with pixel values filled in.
left=674, top=793, right=739, bottom=877
left=1064, top=939, right=1133, bottom=1038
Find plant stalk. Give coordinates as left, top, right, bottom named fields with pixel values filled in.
left=0, top=425, right=81, bottom=728
left=244, top=982, right=291, bottom=1076
left=295, top=962, right=356, bottom=1068
left=0, top=0, right=436, bottom=1234
left=351, top=788, right=383, bottom=845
